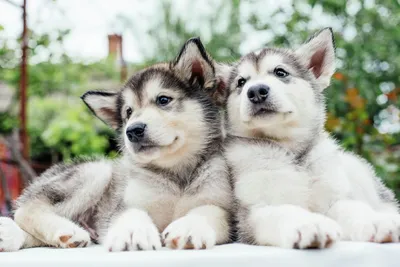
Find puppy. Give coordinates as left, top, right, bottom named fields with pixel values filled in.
left=0, top=38, right=233, bottom=252
left=223, top=28, right=399, bottom=248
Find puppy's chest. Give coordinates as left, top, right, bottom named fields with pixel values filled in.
left=225, top=142, right=295, bottom=176
left=123, top=177, right=196, bottom=232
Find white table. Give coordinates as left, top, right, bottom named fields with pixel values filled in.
left=1, top=242, right=400, bottom=267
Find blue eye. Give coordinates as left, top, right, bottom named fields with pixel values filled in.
left=156, top=96, right=172, bottom=106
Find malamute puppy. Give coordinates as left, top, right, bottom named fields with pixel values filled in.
left=0, top=38, right=232, bottom=252
left=223, top=28, right=400, bottom=249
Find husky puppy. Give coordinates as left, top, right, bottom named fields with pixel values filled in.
left=223, top=28, right=400, bottom=249
left=0, top=38, right=232, bottom=252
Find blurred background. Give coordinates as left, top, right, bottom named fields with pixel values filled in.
left=0, top=0, right=399, bottom=215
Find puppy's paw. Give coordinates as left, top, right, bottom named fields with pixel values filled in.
left=162, top=215, right=216, bottom=250
left=105, top=219, right=161, bottom=252
left=0, top=217, right=25, bottom=252
left=279, top=214, right=341, bottom=249
left=343, top=213, right=400, bottom=243
left=54, top=225, right=91, bottom=248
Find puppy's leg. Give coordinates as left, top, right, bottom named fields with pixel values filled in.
left=103, top=208, right=162, bottom=252
left=162, top=205, right=230, bottom=249
left=0, top=217, right=45, bottom=251
left=14, top=200, right=90, bottom=248
left=313, top=152, right=400, bottom=243
left=242, top=204, right=341, bottom=249
left=12, top=160, right=113, bottom=249
left=233, top=169, right=340, bottom=249
left=328, top=199, right=400, bottom=243
left=162, top=156, right=232, bottom=250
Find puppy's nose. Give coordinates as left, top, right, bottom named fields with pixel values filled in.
left=126, top=123, right=147, bottom=142
left=247, top=84, right=270, bottom=104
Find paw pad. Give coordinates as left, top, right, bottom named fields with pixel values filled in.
left=59, top=235, right=72, bottom=243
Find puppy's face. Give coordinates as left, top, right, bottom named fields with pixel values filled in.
left=225, top=28, right=336, bottom=139
left=82, top=38, right=221, bottom=168
left=119, top=68, right=212, bottom=166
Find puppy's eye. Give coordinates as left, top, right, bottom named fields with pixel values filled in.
left=126, top=107, right=132, bottom=118
left=274, top=68, right=289, bottom=78
left=156, top=95, right=173, bottom=106
left=237, top=78, right=247, bottom=87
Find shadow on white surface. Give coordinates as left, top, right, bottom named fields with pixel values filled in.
left=1, top=242, right=400, bottom=267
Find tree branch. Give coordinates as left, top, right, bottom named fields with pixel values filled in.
left=0, top=165, right=13, bottom=216
left=0, top=130, right=36, bottom=185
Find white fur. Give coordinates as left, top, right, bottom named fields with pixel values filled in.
left=327, top=200, right=400, bottom=242
left=104, top=209, right=162, bottom=251
left=228, top=54, right=321, bottom=155
left=225, top=139, right=342, bottom=248
left=55, top=161, right=113, bottom=218
left=122, top=83, right=209, bottom=170
left=14, top=200, right=91, bottom=248
left=8, top=39, right=232, bottom=253
left=0, top=217, right=26, bottom=251
left=249, top=205, right=341, bottom=248
left=308, top=137, right=400, bottom=243
left=162, top=206, right=221, bottom=249
left=9, top=161, right=112, bottom=250
left=119, top=155, right=232, bottom=246
left=225, top=28, right=400, bottom=247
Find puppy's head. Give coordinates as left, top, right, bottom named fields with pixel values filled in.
left=82, top=38, right=221, bottom=169
left=224, top=28, right=335, bottom=141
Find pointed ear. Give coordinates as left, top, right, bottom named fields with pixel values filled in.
left=172, top=37, right=216, bottom=90
left=296, top=28, right=336, bottom=90
left=81, top=90, right=120, bottom=129
left=212, top=62, right=233, bottom=105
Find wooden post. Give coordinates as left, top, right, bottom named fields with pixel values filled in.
left=107, top=34, right=127, bottom=82
left=119, top=35, right=127, bottom=82
left=20, top=0, right=29, bottom=159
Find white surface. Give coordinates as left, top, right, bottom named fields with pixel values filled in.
left=1, top=242, right=400, bottom=267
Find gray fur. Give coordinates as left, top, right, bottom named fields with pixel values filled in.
left=223, top=28, right=400, bottom=247
left=0, top=38, right=233, bottom=252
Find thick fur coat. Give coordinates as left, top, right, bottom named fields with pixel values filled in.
left=223, top=28, right=400, bottom=248
left=0, top=38, right=233, bottom=252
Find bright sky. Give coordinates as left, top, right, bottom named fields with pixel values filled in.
left=0, top=0, right=361, bottom=63
left=0, top=0, right=337, bottom=63
left=0, top=0, right=159, bottom=62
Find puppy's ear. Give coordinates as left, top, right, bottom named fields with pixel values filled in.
left=296, top=28, right=336, bottom=90
left=172, top=37, right=216, bottom=90
left=213, top=62, right=233, bottom=105
left=81, top=90, right=120, bottom=129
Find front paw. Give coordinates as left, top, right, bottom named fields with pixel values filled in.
left=54, top=226, right=91, bottom=249
left=105, top=220, right=161, bottom=252
left=0, top=217, right=25, bottom=252
left=162, top=215, right=216, bottom=250
left=342, top=213, right=400, bottom=243
left=278, top=214, right=341, bottom=249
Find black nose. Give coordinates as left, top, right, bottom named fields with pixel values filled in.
left=247, top=84, right=270, bottom=104
left=126, top=123, right=146, bottom=142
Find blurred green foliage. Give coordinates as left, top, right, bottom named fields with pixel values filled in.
left=0, top=0, right=399, bottom=195
left=0, top=26, right=119, bottom=161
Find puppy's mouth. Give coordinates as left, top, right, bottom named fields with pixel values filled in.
left=253, top=107, right=278, bottom=116
left=136, top=144, right=157, bottom=153
left=133, top=137, right=179, bottom=154
left=250, top=104, right=279, bottom=117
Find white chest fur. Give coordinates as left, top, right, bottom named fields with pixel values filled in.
left=123, top=178, right=180, bottom=232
